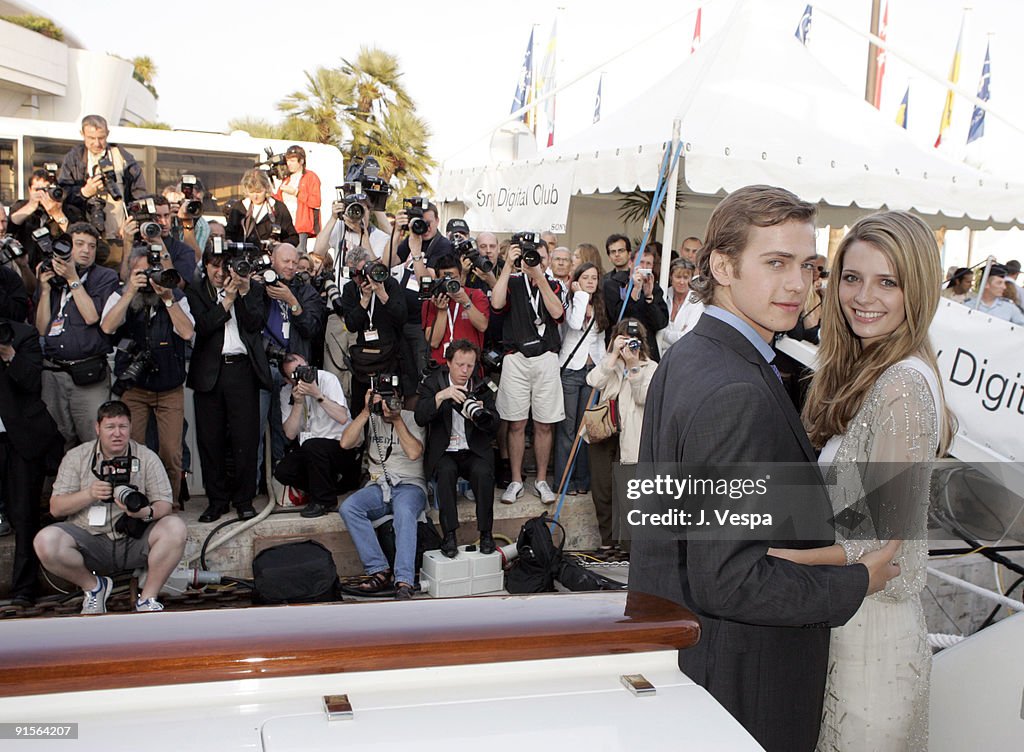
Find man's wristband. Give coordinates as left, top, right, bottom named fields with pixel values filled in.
left=145, top=506, right=155, bottom=522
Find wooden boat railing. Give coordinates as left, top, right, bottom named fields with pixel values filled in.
left=0, top=591, right=699, bottom=698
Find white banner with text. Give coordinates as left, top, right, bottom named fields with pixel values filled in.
left=458, top=161, right=574, bottom=234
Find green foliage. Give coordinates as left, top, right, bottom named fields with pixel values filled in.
left=1, top=14, right=64, bottom=42
left=125, top=120, right=172, bottom=130
left=617, top=188, right=686, bottom=240
left=232, top=45, right=436, bottom=198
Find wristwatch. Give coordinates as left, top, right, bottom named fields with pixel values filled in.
left=317, top=396, right=325, bottom=404
left=163, top=298, right=174, bottom=308
left=289, top=303, right=300, bottom=314
left=145, top=507, right=155, bottom=522
left=69, top=280, right=81, bottom=290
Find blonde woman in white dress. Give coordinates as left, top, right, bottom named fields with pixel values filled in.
left=770, top=211, right=954, bottom=752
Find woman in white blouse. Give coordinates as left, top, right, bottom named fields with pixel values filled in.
left=657, top=258, right=704, bottom=354
left=553, top=263, right=608, bottom=497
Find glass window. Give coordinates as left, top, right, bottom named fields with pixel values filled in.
left=153, top=147, right=257, bottom=217
left=0, top=139, right=17, bottom=205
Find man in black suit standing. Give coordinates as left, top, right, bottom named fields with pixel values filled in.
left=0, top=268, right=64, bottom=605
left=631, top=185, right=900, bottom=751
left=414, top=339, right=499, bottom=558
left=186, top=243, right=272, bottom=522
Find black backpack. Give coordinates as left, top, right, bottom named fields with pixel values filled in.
left=252, top=540, right=341, bottom=604
left=375, top=517, right=444, bottom=575
left=505, top=513, right=565, bottom=594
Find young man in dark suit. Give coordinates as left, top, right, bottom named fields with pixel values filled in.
left=185, top=244, right=272, bottom=522
left=631, top=185, right=900, bottom=752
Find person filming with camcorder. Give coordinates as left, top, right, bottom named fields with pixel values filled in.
left=414, top=339, right=499, bottom=559
left=33, top=400, right=187, bottom=614
left=100, top=245, right=195, bottom=505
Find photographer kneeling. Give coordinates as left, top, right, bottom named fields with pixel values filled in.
left=101, top=246, right=194, bottom=505
left=33, top=400, right=187, bottom=613
left=273, top=354, right=359, bottom=518
left=414, top=340, right=498, bottom=557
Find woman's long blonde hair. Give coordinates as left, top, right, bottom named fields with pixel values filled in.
left=802, top=211, right=953, bottom=452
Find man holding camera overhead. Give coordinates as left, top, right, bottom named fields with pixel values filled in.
left=491, top=233, right=566, bottom=505
left=57, top=115, right=147, bottom=269
left=415, top=339, right=499, bottom=558
left=33, top=400, right=186, bottom=614
left=186, top=240, right=272, bottom=523
left=273, top=353, right=358, bottom=518
left=35, top=222, right=119, bottom=449
left=100, top=246, right=195, bottom=506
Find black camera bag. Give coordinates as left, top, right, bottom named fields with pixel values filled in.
left=349, top=340, right=398, bottom=378
left=375, top=517, right=444, bottom=575
left=252, top=540, right=341, bottom=604
left=64, top=354, right=108, bottom=386
left=555, top=558, right=626, bottom=592
left=505, top=512, right=565, bottom=594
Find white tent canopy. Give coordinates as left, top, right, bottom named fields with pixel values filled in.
left=438, top=0, right=1024, bottom=231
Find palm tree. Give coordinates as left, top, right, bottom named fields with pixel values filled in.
left=227, top=117, right=286, bottom=139
left=617, top=188, right=685, bottom=241
left=277, top=67, right=354, bottom=146
left=131, top=56, right=158, bottom=98
left=373, top=106, right=436, bottom=200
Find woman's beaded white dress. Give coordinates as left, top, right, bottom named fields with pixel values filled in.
left=816, top=357, right=940, bottom=752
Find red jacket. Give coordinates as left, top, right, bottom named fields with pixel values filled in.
left=273, top=170, right=321, bottom=234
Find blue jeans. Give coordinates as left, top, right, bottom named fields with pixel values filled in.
left=554, top=365, right=594, bottom=494
left=340, top=483, right=426, bottom=586
left=257, top=369, right=286, bottom=481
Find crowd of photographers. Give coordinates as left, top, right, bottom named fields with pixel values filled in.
left=0, top=114, right=692, bottom=609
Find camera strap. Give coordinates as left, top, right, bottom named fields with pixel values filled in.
left=368, top=415, right=395, bottom=486
left=524, top=279, right=546, bottom=337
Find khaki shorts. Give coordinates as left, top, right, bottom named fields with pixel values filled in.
left=495, top=351, right=565, bottom=423
left=55, top=521, right=154, bottom=574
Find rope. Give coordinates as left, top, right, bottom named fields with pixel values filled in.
left=927, top=567, right=1024, bottom=612
left=927, top=633, right=965, bottom=649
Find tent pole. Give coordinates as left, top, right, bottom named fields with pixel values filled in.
left=660, top=119, right=682, bottom=291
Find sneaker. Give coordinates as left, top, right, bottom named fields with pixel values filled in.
left=81, top=576, right=113, bottom=615
left=534, top=480, right=557, bottom=505
left=0, top=514, right=10, bottom=536
left=135, top=597, right=164, bottom=612
left=500, top=481, right=525, bottom=504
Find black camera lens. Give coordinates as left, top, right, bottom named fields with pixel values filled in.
left=140, top=221, right=162, bottom=240
left=0, top=321, right=14, bottom=346
left=230, top=258, right=253, bottom=277
left=345, top=203, right=366, bottom=222
left=410, top=217, right=429, bottom=235
left=441, top=278, right=461, bottom=295
left=522, top=249, right=542, bottom=267
left=183, top=199, right=203, bottom=218
left=367, top=262, right=390, bottom=284
left=47, top=185, right=65, bottom=201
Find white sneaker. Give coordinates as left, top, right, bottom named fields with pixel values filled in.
left=81, top=576, right=113, bottom=615
left=135, top=597, right=164, bottom=612
left=501, top=481, right=525, bottom=504
left=535, top=480, right=557, bottom=505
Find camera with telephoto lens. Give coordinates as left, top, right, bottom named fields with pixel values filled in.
left=112, top=341, right=155, bottom=396
left=0, top=320, right=14, bottom=347
left=98, top=456, right=151, bottom=540
left=95, top=155, right=123, bottom=201
left=322, top=279, right=343, bottom=315
left=37, top=231, right=73, bottom=290
left=179, top=174, right=203, bottom=218
left=420, top=274, right=461, bottom=300
left=0, top=234, right=25, bottom=265
left=351, top=262, right=390, bottom=285
left=42, top=162, right=64, bottom=201
left=344, top=156, right=391, bottom=211
left=257, top=147, right=289, bottom=182
left=370, top=372, right=402, bottom=415
left=451, top=234, right=493, bottom=274
left=211, top=238, right=263, bottom=277
left=403, top=197, right=430, bottom=235
left=480, top=348, right=506, bottom=374
left=142, top=244, right=181, bottom=289
left=461, top=377, right=497, bottom=422
left=511, top=231, right=541, bottom=267
left=127, top=197, right=162, bottom=241
left=292, top=364, right=317, bottom=384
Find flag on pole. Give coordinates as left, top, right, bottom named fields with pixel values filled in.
left=967, top=42, right=991, bottom=144
left=510, top=28, right=535, bottom=130
left=934, top=14, right=965, bottom=148
left=691, top=7, right=702, bottom=54
left=795, top=4, right=812, bottom=44
left=895, top=86, right=909, bottom=129
left=538, top=20, right=557, bottom=147
left=593, top=74, right=603, bottom=124
left=872, top=0, right=888, bottom=109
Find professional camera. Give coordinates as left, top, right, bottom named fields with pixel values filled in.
left=343, top=156, right=391, bottom=211
left=112, top=343, right=154, bottom=397
left=451, top=234, right=494, bottom=274
left=335, top=188, right=367, bottom=223
left=480, top=348, right=507, bottom=374
left=113, top=484, right=150, bottom=514
left=0, top=320, right=14, bottom=347
left=95, top=155, right=123, bottom=201
left=258, top=268, right=282, bottom=286
left=403, top=197, right=430, bottom=235
left=0, top=235, right=25, bottom=265
left=292, top=364, right=317, bottom=384
left=127, top=197, right=162, bottom=241
left=511, top=231, right=541, bottom=267
left=212, top=238, right=270, bottom=278
left=98, top=456, right=141, bottom=486
left=322, top=279, right=343, bottom=315
left=624, top=320, right=642, bottom=352
left=345, top=262, right=389, bottom=285
left=265, top=341, right=288, bottom=365
left=37, top=231, right=73, bottom=289
left=369, top=372, right=403, bottom=415
left=461, top=377, right=498, bottom=422
left=420, top=275, right=461, bottom=300
left=179, top=174, right=203, bottom=218
left=257, top=147, right=289, bottom=182
left=42, top=162, right=64, bottom=201
left=142, top=244, right=181, bottom=289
